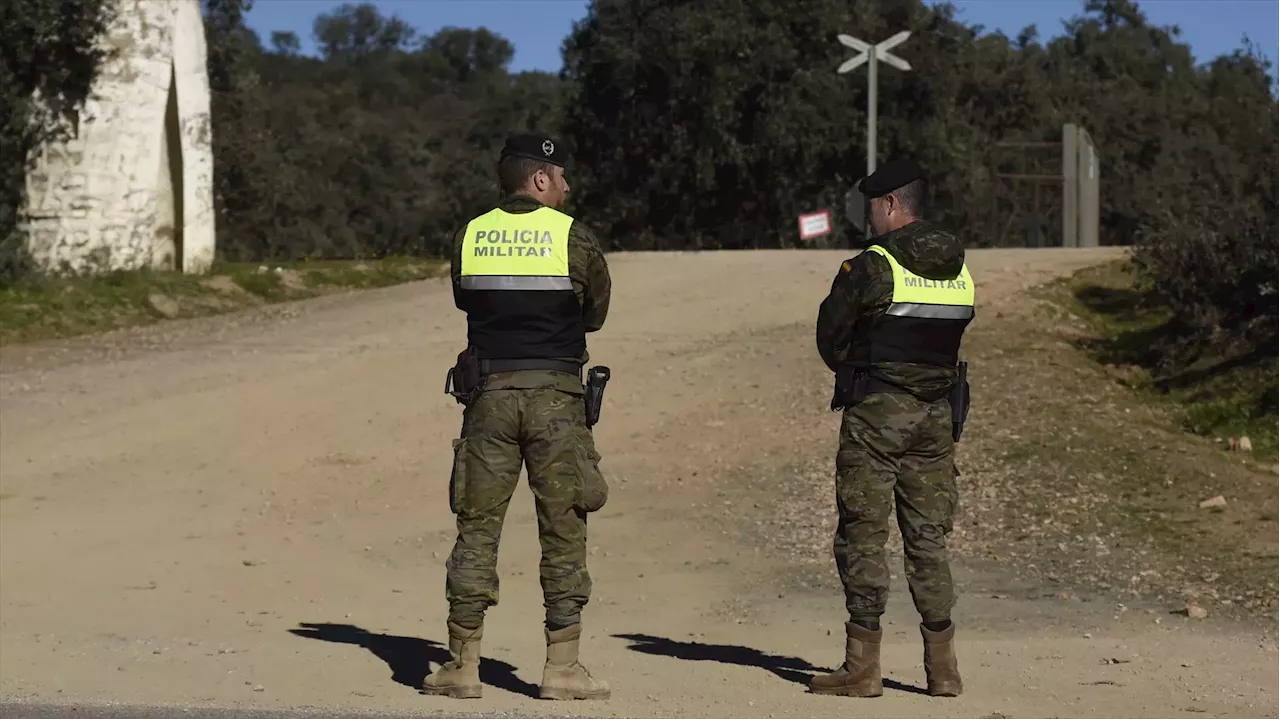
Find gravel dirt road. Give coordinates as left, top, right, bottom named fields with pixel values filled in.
left=1, top=248, right=1275, bottom=719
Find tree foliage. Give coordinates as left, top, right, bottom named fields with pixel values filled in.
left=0, top=0, right=1274, bottom=364
left=561, top=0, right=1276, bottom=362
left=202, top=0, right=558, bottom=262
left=0, top=0, right=116, bottom=283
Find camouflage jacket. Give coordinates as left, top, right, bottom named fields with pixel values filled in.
left=815, top=219, right=968, bottom=401
left=449, top=194, right=612, bottom=395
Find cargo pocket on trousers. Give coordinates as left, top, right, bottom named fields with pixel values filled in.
left=939, top=480, right=958, bottom=535
left=449, top=437, right=468, bottom=514
left=575, top=442, right=609, bottom=513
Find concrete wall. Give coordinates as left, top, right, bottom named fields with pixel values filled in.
left=22, top=0, right=215, bottom=275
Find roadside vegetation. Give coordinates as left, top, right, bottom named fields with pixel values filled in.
left=1049, top=260, right=1278, bottom=467
left=5, top=0, right=1275, bottom=267
left=933, top=257, right=1280, bottom=618
left=0, top=258, right=441, bottom=345
left=718, top=255, right=1279, bottom=622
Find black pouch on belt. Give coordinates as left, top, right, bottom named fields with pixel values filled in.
left=831, top=366, right=871, bottom=411
left=444, top=350, right=485, bottom=405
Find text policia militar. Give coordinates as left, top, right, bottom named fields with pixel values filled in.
left=471, top=228, right=556, bottom=258
left=902, top=275, right=969, bottom=291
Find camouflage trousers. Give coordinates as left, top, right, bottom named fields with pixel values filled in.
left=833, top=391, right=958, bottom=624
left=445, top=388, right=609, bottom=631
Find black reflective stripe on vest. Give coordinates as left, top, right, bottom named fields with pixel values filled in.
left=886, top=302, right=975, bottom=320
left=461, top=275, right=573, bottom=291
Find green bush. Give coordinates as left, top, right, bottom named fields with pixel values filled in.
left=1133, top=196, right=1277, bottom=367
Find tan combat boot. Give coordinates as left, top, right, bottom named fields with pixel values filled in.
left=420, top=622, right=483, bottom=699
left=920, top=622, right=962, bottom=697
left=808, top=622, right=883, bottom=697
left=539, top=624, right=610, bottom=700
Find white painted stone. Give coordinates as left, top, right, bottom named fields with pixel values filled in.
left=22, top=0, right=216, bottom=276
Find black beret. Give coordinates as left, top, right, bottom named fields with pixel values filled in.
left=500, top=132, right=567, bottom=168
left=857, top=158, right=924, bottom=198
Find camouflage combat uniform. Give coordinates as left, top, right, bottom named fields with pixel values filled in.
left=423, top=193, right=612, bottom=701
left=815, top=219, right=964, bottom=624
left=443, top=195, right=611, bottom=633
left=811, top=218, right=971, bottom=698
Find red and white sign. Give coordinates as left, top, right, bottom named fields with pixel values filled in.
left=798, top=210, right=832, bottom=240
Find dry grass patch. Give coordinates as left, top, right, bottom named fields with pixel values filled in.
left=0, top=258, right=443, bottom=345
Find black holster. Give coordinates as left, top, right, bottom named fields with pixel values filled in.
left=583, top=366, right=610, bottom=428
left=949, top=361, right=970, bottom=442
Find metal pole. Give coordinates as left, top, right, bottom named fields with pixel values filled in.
left=867, top=49, right=877, bottom=178
left=835, top=30, right=909, bottom=243
left=865, top=51, right=877, bottom=241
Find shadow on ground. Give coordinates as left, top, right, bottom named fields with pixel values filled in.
left=289, top=622, right=539, bottom=697
left=612, top=632, right=928, bottom=696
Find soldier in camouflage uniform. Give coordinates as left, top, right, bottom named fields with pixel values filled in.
left=422, top=133, right=612, bottom=701
left=811, top=159, right=975, bottom=699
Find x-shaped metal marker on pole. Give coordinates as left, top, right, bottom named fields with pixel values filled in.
left=837, top=30, right=912, bottom=178
left=836, top=30, right=911, bottom=239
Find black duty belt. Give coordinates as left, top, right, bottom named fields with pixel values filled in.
left=478, top=358, right=583, bottom=377
left=866, top=376, right=911, bottom=394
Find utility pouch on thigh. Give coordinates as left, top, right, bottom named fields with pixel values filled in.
left=448, top=437, right=468, bottom=514
left=574, top=442, right=609, bottom=513
left=831, top=366, right=870, bottom=412
left=949, top=361, right=970, bottom=442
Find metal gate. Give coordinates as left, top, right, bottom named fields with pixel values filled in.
left=991, top=124, right=1100, bottom=248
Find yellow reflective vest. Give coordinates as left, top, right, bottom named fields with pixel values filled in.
left=457, top=206, right=585, bottom=360
left=851, top=244, right=975, bottom=367
left=461, top=206, right=574, bottom=291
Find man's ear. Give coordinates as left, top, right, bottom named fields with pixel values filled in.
left=533, top=169, right=549, bottom=192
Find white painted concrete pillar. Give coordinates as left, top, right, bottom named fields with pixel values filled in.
left=21, top=0, right=216, bottom=275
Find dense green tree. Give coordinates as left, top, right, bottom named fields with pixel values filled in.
left=202, top=2, right=561, bottom=261
left=561, top=0, right=1275, bottom=361
left=562, top=0, right=874, bottom=250
left=1, top=0, right=1273, bottom=365
left=0, top=0, right=116, bottom=284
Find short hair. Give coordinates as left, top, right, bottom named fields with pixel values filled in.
left=499, top=155, right=556, bottom=195
left=891, top=178, right=927, bottom=217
